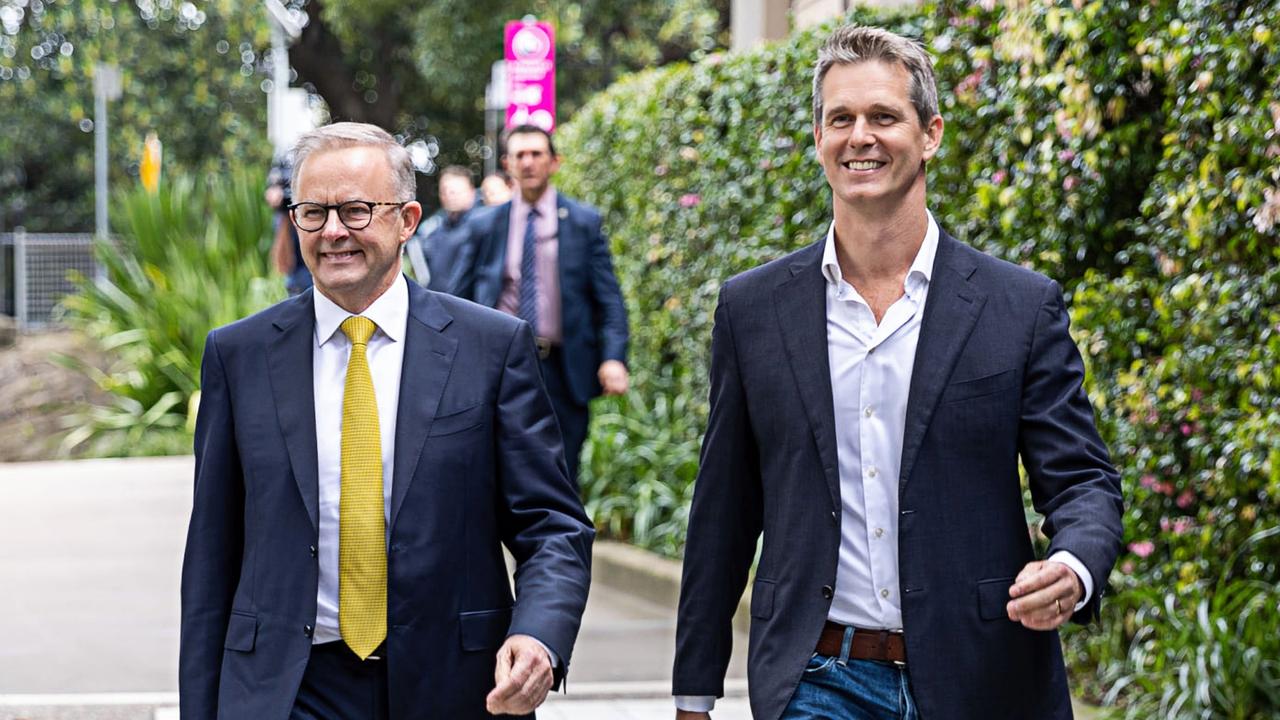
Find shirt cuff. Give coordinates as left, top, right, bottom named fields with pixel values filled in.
left=675, top=696, right=716, bottom=712
left=1048, top=550, right=1093, bottom=611
left=531, top=638, right=560, bottom=671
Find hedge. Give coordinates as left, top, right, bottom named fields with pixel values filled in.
left=557, top=0, right=1279, bottom=715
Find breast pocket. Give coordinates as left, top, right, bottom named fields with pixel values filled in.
left=428, top=404, right=486, bottom=437
left=940, top=368, right=1018, bottom=404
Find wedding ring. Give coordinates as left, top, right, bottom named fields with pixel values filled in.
left=1055, top=598, right=1063, bottom=614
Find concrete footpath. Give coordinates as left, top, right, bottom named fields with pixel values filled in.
left=0, top=457, right=748, bottom=720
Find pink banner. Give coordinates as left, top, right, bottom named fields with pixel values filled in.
left=504, top=20, right=556, bottom=131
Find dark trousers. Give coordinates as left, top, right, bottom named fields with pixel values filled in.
left=290, top=642, right=389, bottom=720
left=539, top=348, right=589, bottom=483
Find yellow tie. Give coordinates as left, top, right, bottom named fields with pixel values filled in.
left=338, top=316, right=387, bottom=659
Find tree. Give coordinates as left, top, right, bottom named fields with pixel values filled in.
left=0, top=0, right=273, bottom=232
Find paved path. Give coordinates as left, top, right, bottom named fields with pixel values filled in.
left=0, top=457, right=748, bottom=719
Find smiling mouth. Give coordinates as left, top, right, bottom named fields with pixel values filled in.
left=842, top=160, right=886, bottom=171
left=323, top=250, right=363, bottom=261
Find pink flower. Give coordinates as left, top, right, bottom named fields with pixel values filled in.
left=1058, top=149, right=1075, bottom=163
left=1139, top=474, right=1157, bottom=490
left=1129, top=541, right=1155, bottom=558
left=1176, top=490, right=1195, bottom=509
left=1063, top=176, right=1078, bottom=191
left=1172, top=517, right=1193, bottom=535
left=992, top=170, right=1007, bottom=184
left=1121, top=561, right=1135, bottom=574
left=679, top=193, right=701, bottom=208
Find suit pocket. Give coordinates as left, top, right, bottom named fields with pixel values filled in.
left=224, top=611, right=257, bottom=652
left=750, top=579, right=776, bottom=620
left=429, top=404, right=485, bottom=437
left=940, top=369, right=1018, bottom=404
left=459, top=607, right=513, bottom=652
left=976, top=577, right=1015, bottom=621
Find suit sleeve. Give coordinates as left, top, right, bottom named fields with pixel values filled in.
left=179, top=331, right=245, bottom=720
left=583, top=210, right=629, bottom=365
left=673, top=286, right=763, bottom=697
left=1018, top=280, right=1124, bottom=622
left=495, top=320, right=595, bottom=684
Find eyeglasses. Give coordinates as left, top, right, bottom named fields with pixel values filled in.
left=287, top=200, right=408, bottom=232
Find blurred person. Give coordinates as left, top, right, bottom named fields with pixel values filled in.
left=672, top=25, right=1123, bottom=720
left=180, top=122, right=593, bottom=720
left=453, top=125, right=629, bottom=482
left=266, top=153, right=313, bottom=295
left=410, top=165, right=482, bottom=292
left=480, top=171, right=514, bottom=206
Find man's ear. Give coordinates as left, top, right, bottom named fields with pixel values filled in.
left=921, top=114, right=945, bottom=161
left=400, top=201, right=424, bottom=239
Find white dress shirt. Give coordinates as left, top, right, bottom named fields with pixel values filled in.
left=676, top=213, right=1090, bottom=712
left=311, top=275, right=408, bottom=644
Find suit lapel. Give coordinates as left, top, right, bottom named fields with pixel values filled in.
left=775, top=241, right=841, bottom=514
left=267, top=292, right=320, bottom=531
left=390, top=281, right=458, bottom=531
left=899, top=232, right=987, bottom=489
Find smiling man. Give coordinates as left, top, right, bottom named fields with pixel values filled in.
left=180, top=122, right=593, bottom=720
left=672, top=25, right=1123, bottom=720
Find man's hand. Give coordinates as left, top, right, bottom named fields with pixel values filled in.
left=598, top=360, right=630, bottom=396
left=1006, top=560, right=1083, bottom=630
left=676, top=712, right=711, bottom=720
left=486, top=634, right=554, bottom=716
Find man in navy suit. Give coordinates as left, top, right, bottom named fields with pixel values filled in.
left=451, top=125, right=630, bottom=482
left=180, top=122, right=593, bottom=720
left=673, top=25, right=1123, bottom=720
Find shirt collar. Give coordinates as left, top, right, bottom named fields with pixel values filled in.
left=513, top=186, right=558, bottom=221
left=821, top=210, right=939, bottom=295
left=313, top=273, right=409, bottom=347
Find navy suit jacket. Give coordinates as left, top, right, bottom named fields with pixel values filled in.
left=673, top=231, right=1123, bottom=720
left=179, top=280, right=594, bottom=720
left=450, top=194, right=629, bottom=405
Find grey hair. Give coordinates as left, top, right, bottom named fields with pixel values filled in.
left=812, top=25, right=939, bottom=129
left=290, top=122, right=416, bottom=201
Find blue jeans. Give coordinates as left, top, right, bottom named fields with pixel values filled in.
left=781, top=632, right=918, bottom=720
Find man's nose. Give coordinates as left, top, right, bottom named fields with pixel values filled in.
left=847, top=118, right=876, bottom=146
left=320, top=208, right=349, bottom=239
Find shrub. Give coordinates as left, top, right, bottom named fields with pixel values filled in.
left=59, top=169, right=282, bottom=455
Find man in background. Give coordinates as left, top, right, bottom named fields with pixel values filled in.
left=453, top=124, right=630, bottom=482
left=409, top=165, right=481, bottom=292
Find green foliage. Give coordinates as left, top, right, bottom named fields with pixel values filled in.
left=0, top=0, right=273, bottom=231
left=59, top=169, right=283, bottom=455
left=558, top=0, right=1280, bottom=712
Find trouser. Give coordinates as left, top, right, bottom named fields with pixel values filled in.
left=289, top=641, right=389, bottom=720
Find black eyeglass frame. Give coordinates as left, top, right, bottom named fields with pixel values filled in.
left=287, top=200, right=408, bottom=231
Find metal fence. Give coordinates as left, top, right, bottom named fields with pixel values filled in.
left=0, top=231, right=98, bottom=329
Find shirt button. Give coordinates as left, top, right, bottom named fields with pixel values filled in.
left=880, top=588, right=890, bottom=599
left=867, top=467, right=878, bottom=478
left=303, top=624, right=314, bottom=638
left=821, top=585, right=834, bottom=599
left=875, top=527, right=884, bottom=538
left=864, top=406, right=874, bottom=418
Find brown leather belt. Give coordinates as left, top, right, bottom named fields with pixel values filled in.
left=816, top=621, right=906, bottom=664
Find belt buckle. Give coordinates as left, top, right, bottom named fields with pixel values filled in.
left=534, top=336, right=553, bottom=359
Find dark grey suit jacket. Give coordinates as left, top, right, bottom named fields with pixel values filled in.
left=180, top=279, right=594, bottom=719
left=673, top=231, right=1123, bottom=719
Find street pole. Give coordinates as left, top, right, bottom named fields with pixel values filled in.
left=93, top=63, right=120, bottom=241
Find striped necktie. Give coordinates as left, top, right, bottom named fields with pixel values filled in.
left=337, top=315, right=387, bottom=660
left=518, top=207, right=540, bottom=331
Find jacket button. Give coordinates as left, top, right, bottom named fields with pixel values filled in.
left=821, top=585, right=834, bottom=599
left=308, top=545, right=317, bottom=557
left=303, top=624, right=313, bottom=638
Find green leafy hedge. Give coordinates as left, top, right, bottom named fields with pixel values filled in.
left=558, top=0, right=1280, bottom=715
